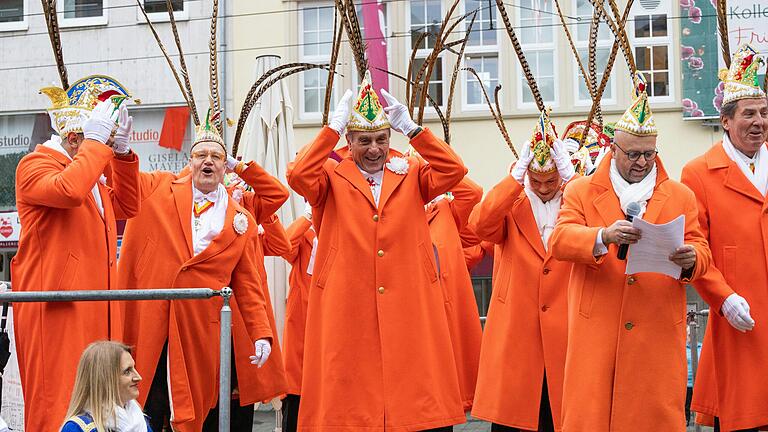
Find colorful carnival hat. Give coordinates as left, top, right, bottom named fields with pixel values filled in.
left=347, top=70, right=390, bottom=132
left=40, top=75, right=133, bottom=136
left=193, top=107, right=226, bottom=150
left=528, top=107, right=558, bottom=173
left=719, top=44, right=766, bottom=106
left=562, top=120, right=610, bottom=161
left=615, top=73, right=657, bottom=137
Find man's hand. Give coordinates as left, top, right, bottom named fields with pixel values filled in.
left=329, top=89, right=353, bottom=135
left=380, top=89, right=419, bottom=137
left=226, top=155, right=239, bottom=172
left=112, top=105, right=132, bottom=155
left=602, top=220, right=641, bottom=245
left=722, top=293, right=755, bottom=332
left=510, top=142, right=533, bottom=184
left=669, top=244, right=696, bottom=270
left=552, top=139, right=576, bottom=182
left=83, top=100, right=117, bottom=145
left=250, top=339, right=272, bottom=368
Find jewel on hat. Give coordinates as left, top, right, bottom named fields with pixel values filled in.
left=347, top=70, right=391, bottom=132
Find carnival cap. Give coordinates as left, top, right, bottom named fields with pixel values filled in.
left=615, top=73, right=657, bottom=137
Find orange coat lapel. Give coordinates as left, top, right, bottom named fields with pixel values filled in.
left=171, top=177, right=195, bottom=257
left=186, top=202, right=239, bottom=266
left=334, top=158, right=377, bottom=209
left=589, top=159, right=625, bottom=226
left=707, top=143, right=764, bottom=204
left=641, top=157, right=671, bottom=224
left=512, top=195, right=546, bottom=260
left=379, top=166, right=407, bottom=210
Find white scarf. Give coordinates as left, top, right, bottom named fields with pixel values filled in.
left=43, top=134, right=105, bottom=217
left=359, top=168, right=384, bottom=206
left=306, top=233, right=318, bottom=275
left=99, top=400, right=147, bottom=432
left=722, top=132, right=768, bottom=197
left=524, top=175, right=562, bottom=251
left=609, top=158, right=657, bottom=218
left=191, top=183, right=229, bottom=255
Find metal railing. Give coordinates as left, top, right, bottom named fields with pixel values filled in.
left=0, top=282, right=236, bottom=432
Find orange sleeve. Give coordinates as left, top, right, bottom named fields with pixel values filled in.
left=260, top=214, right=291, bottom=257
left=287, top=127, right=338, bottom=207
left=550, top=177, right=606, bottom=265
left=282, top=216, right=312, bottom=263
left=108, top=151, right=141, bottom=219
left=236, top=161, right=290, bottom=224
left=468, top=174, right=522, bottom=245
left=412, top=128, right=468, bottom=203
left=231, top=225, right=274, bottom=343
left=447, top=176, right=483, bottom=231
left=16, top=139, right=113, bottom=208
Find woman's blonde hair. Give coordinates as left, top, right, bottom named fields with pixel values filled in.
left=62, top=341, right=132, bottom=431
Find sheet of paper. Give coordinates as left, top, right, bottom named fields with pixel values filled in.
left=625, top=215, right=685, bottom=279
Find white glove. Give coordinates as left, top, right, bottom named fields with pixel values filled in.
left=113, top=105, right=132, bottom=155
left=380, top=89, right=419, bottom=137
left=584, top=152, right=595, bottom=174
left=226, top=155, right=239, bottom=171
left=562, top=138, right=580, bottom=155
left=250, top=339, right=272, bottom=367
left=329, top=89, right=353, bottom=135
left=722, top=293, right=755, bottom=332
left=552, top=139, right=576, bottom=182
left=593, top=146, right=609, bottom=171
left=511, top=142, right=533, bottom=184
left=303, top=200, right=313, bottom=221
left=83, top=100, right=117, bottom=144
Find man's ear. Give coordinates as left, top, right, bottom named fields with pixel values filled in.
left=66, top=132, right=79, bottom=148
left=720, top=115, right=730, bottom=132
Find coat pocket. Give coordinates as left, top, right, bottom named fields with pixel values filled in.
left=419, top=242, right=439, bottom=283
left=578, top=265, right=598, bottom=318
left=314, top=246, right=338, bottom=289
left=721, top=246, right=738, bottom=288
left=134, top=236, right=157, bottom=279
left=57, top=253, right=80, bottom=290
left=495, top=257, right=512, bottom=304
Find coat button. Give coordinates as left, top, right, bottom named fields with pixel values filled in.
left=377, top=250, right=384, bottom=257
left=373, top=214, right=379, bottom=222
left=541, top=305, right=549, bottom=312
left=182, top=266, right=188, bottom=271
left=109, top=259, right=114, bottom=266
left=543, top=268, right=550, bottom=275
left=625, top=322, right=634, bottom=330
left=627, top=276, right=636, bottom=285
left=378, top=286, right=385, bottom=294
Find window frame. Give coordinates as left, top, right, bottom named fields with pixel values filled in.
left=138, top=0, right=188, bottom=23
left=0, top=0, right=28, bottom=32
left=406, top=0, right=447, bottom=113
left=570, top=0, right=616, bottom=107
left=629, top=4, right=675, bottom=103
left=298, top=2, right=337, bottom=120
left=514, top=0, right=559, bottom=110
left=460, top=0, right=501, bottom=112
left=58, top=0, right=108, bottom=28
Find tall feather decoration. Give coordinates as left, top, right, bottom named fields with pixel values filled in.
left=41, top=0, right=69, bottom=89
left=208, top=0, right=223, bottom=134
left=716, top=0, right=731, bottom=68
left=606, top=0, right=636, bottom=75
left=463, top=68, right=518, bottom=158
left=495, top=0, right=544, bottom=112
left=407, top=32, right=429, bottom=117
left=334, top=0, right=368, bottom=79
left=554, top=0, right=590, bottom=96
left=323, top=9, right=344, bottom=125
left=165, top=0, right=199, bottom=126
left=587, top=9, right=603, bottom=125
left=445, top=11, right=478, bottom=144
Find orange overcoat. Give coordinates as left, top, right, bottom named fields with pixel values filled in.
left=287, top=126, right=467, bottom=431
left=227, top=164, right=290, bottom=405
left=681, top=141, right=768, bottom=431
left=469, top=175, right=570, bottom=431
left=280, top=215, right=315, bottom=396
left=550, top=154, right=712, bottom=432
left=118, top=172, right=278, bottom=432
left=426, top=177, right=483, bottom=411
left=12, top=140, right=140, bottom=432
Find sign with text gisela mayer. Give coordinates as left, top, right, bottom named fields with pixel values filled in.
left=680, top=0, right=768, bottom=119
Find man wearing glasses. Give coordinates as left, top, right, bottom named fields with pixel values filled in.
left=118, top=110, right=288, bottom=432
left=550, top=75, right=712, bottom=431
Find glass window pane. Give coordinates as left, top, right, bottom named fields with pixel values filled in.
left=144, top=0, right=183, bottom=13
left=319, top=30, right=333, bottom=57
left=634, top=15, right=650, bottom=38
left=652, top=14, right=667, bottom=37
left=303, top=8, right=317, bottom=32
left=304, top=89, right=319, bottom=113
left=635, top=47, right=650, bottom=70
left=64, top=0, right=104, bottom=18
left=319, top=5, right=333, bottom=27
left=653, top=45, right=668, bottom=69
left=303, top=31, right=318, bottom=57
left=0, top=0, right=23, bottom=22
left=539, top=77, right=555, bottom=102
left=652, top=72, right=669, bottom=96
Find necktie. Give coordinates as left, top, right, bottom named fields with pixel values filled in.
left=750, top=162, right=756, bottom=174
left=193, top=190, right=218, bottom=217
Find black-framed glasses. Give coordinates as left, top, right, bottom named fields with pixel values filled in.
left=614, top=143, right=658, bottom=162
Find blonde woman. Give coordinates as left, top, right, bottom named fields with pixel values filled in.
left=61, top=341, right=151, bottom=432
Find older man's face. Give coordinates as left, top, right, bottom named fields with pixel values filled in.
left=347, top=129, right=391, bottom=174
left=612, top=131, right=658, bottom=184
left=189, top=142, right=226, bottom=193
left=527, top=169, right=562, bottom=202
left=722, top=98, right=768, bottom=157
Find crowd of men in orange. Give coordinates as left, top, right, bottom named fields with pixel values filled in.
left=10, top=42, right=768, bottom=432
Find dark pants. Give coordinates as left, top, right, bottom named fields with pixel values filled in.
left=202, top=347, right=254, bottom=431
left=714, top=417, right=760, bottom=432
left=491, top=375, right=555, bottom=432
left=685, top=387, right=693, bottom=425
left=282, top=394, right=300, bottom=432
left=145, top=343, right=171, bottom=432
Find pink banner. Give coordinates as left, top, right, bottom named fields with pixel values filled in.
left=361, top=0, right=389, bottom=101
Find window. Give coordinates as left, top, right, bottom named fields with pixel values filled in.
left=517, top=0, right=557, bottom=107
left=0, top=0, right=26, bottom=31
left=572, top=0, right=615, bottom=105
left=631, top=3, right=673, bottom=100
left=60, top=0, right=107, bottom=26
left=463, top=1, right=500, bottom=108
left=409, top=0, right=445, bottom=107
left=299, top=4, right=336, bottom=118
left=140, top=0, right=186, bottom=21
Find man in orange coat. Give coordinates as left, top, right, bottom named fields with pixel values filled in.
left=681, top=44, right=768, bottom=432
left=119, top=111, right=284, bottom=432
left=470, top=109, right=575, bottom=432
left=287, top=71, right=467, bottom=431
left=550, top=76, right=712, bottom=431
left=280, top=202, right=316, bottom=432
left=426, top=176, right=483, bottom=412
left=12, top=77, right=140, bottom=432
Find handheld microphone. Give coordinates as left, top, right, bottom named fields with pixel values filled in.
left=617, top=201, right=642, bottom=260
